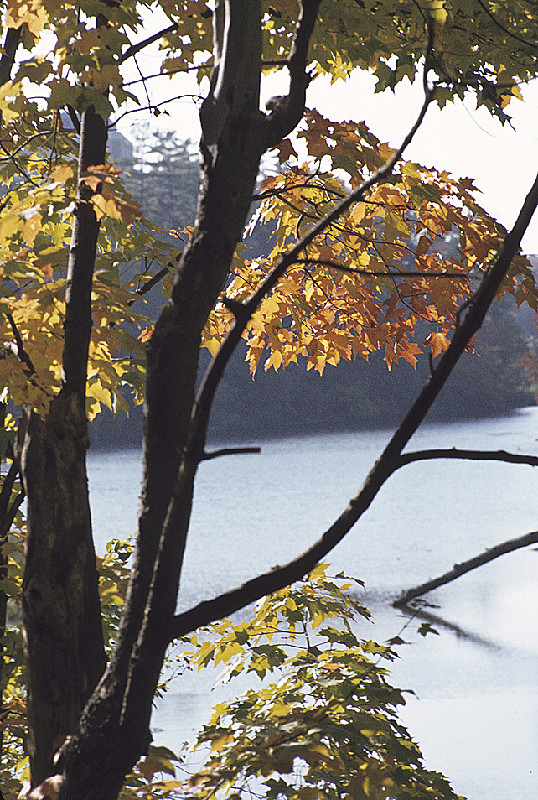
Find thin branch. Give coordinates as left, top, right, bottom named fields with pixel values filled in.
left=110, top=94, right=203, bottom=127
left=135, top=267, right=169, bottom=297
left=201, top=446, right=261, bottom=461
left=394, top=530, right=538, bottom=607
left=121, top=60, right=213, bottom=88
left=7, top=313, right=36, bottom=375
left=120, top=23, right=178, bottom=64
left=476, top=0, right=538, bottom=50
left=294, top=258, right=468, bottom=279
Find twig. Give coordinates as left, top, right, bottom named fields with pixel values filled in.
left=111, top=94, right=203, bottom=127
left=393, top=530, right=538, bottom=607
left=121, top=60, right=213, bottom=88
left=7, top=313, right=36, bottom=375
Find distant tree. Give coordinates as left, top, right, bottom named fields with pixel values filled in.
left=1, top=3, right=538, bottom=799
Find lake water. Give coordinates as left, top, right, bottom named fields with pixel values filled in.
left=88, top=408, right=538, bottom=800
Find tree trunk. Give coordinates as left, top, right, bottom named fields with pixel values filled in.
left=58, top=2, right=274, bottom=796
left=55, top=3, right=320, bottom=795
left=16, top=103, right=109, bottom=788
left=17, top=400, right=105, bottom=785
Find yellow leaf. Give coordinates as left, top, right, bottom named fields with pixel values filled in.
left=49, top=164, right=75, bottom=185
left=87, top=380, right=112, bottom=410
left=427, top=331, right=450, bottom=358
left=6, top=0, right=48, bottom=35
left=210, top=733, right=234, bottom=753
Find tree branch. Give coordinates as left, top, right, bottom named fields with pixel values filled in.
left=396, top=447, right=538, bottom=469
left=62, top=106, right=108, bottom=401
left=168, top=165, right=538, bottom=641
left=393, top=530, right=538, bottom=607
left=0, top=461, right=24, bottom=539
left=188, top=53, right=436, bottom=465
left=120, top=23, right=178, bottom=64
left=111, top=93, right=203, bottom=127
left=476, top=0, right=538, bottom=50
left=135, top=268, right=169, bottom=298
left=7, top=313, right=36, bottom=376
left=0, top=26, right=20, bottom=88
left=265, top=0, right=322, bottom=146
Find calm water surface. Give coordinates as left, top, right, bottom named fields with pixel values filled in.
left=88, top=408, right=538, bottom=800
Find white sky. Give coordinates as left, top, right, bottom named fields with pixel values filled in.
left=117, top=44, right=538, bottom=254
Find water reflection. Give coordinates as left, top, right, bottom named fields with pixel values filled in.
left=396, top=601, right=504, bottom=651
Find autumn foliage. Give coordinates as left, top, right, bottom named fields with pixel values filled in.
left=1, top=1, right=538, bottom=799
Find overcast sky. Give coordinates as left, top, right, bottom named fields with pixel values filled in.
left=117, top=47, right=538, bottom=254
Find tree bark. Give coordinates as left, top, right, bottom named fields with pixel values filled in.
left=16, top=401, right=105, bottom=786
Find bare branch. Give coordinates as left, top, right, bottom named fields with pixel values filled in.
left=121, top=60, right=213, bottom=88
left=110, top=94, right=203, bottom=127
left=396, top=447, right=538, bottom=469
left=201, top=446, right=261, bottom=461
left=394, top=530, right=538, bottom=607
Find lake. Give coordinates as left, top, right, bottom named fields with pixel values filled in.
left=88, top=407, right=538, bottom=800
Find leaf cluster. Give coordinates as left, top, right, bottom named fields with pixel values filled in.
left=182, top=565, right=462, bottom=800
left=0, top=108, right=176, bottom=418
left=262, top=1, right=537, bottom=123
left=204, top=110, right=535, bottom=375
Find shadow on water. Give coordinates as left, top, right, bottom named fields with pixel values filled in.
left=396, top=601, right=504, bottom=652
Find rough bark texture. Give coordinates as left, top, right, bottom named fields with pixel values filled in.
left=17, top=401, right=105, bottom=785
left=59, top=3, right=269, bottom=796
